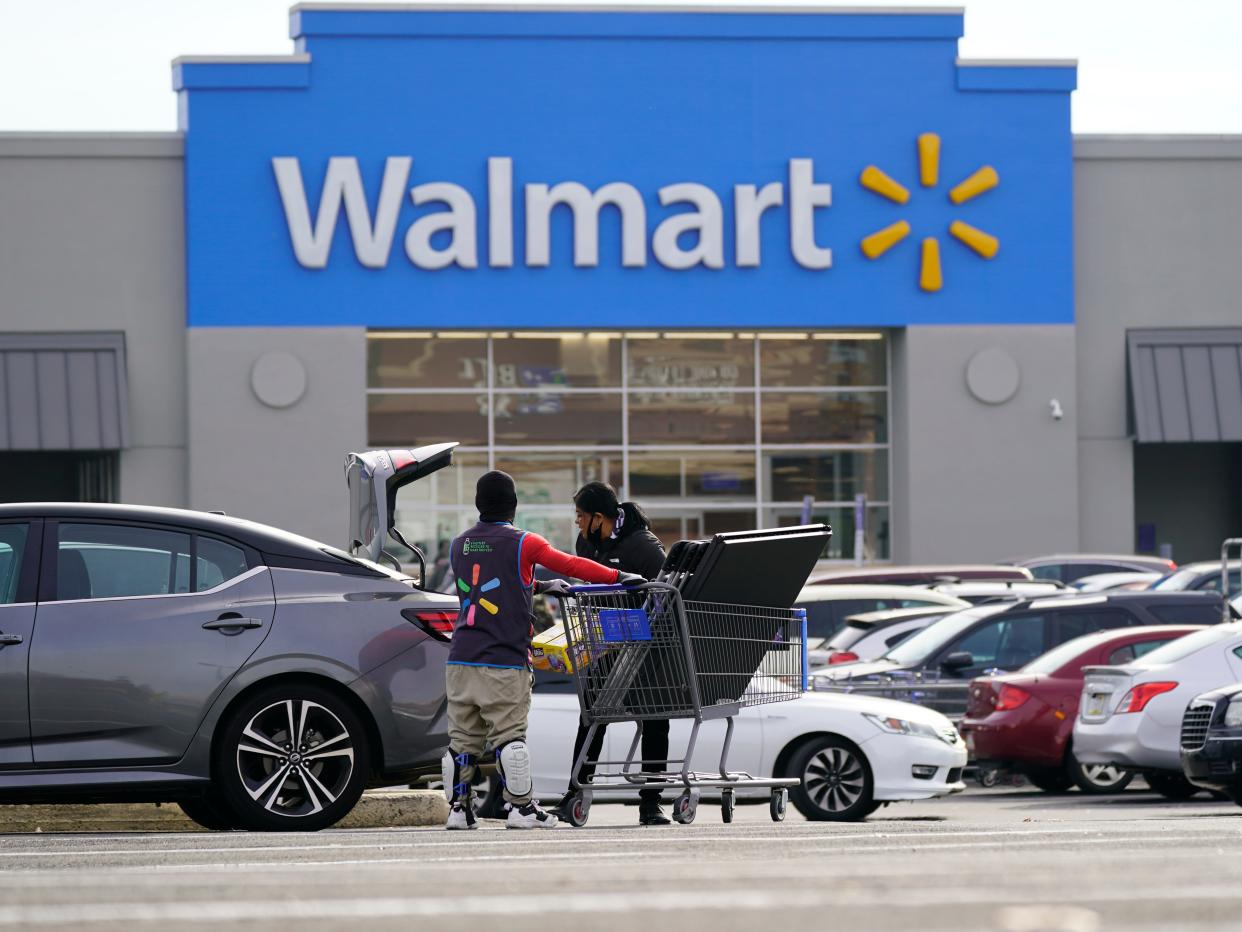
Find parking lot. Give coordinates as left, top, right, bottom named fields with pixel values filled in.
left=4, top=787, right=1242, bottom=931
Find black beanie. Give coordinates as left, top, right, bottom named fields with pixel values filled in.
left=476, top=470, right=518, bottom=522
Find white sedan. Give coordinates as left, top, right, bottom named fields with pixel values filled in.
left=1074, top=623, right=1242, bottom=798
left=523, top=670, right=967, bottom=822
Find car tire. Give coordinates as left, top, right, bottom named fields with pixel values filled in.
left=1065, top=753, right=1134, bottom=795
left=786, top=736, right=881, bottom=822
left=1145, top=771, right=1201, bottom=800
left=1024, top=767, right=1074, bottom=794
left=215, top=682, right=371, bottom=832
left=177, top=791, right=240, bottom=831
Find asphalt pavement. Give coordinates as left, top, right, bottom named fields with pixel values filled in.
left=3, top=786, right=1242, bottom=931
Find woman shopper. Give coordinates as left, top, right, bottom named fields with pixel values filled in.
left=553, top=481, right=671, bottom=826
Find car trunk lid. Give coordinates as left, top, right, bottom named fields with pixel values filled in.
left=1079, top=665, right=1138, bottom=722
left=345, top=444, right=458, bottom=578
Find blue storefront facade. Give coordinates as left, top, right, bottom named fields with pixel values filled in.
left=166, top=4, right=1082, bottom=562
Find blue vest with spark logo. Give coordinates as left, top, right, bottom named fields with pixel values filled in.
left=447, top=521, right=534, bottom=669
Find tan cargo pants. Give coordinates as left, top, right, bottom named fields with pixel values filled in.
left=445, top=664, right=533, bottom=804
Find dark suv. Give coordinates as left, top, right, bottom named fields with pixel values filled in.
left=811, top=591, right=1230, bottom=721
left=1181, top=683, right=1242, bottom=803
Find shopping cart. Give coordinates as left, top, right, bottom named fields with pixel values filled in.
left=557, top=580, right=808, bottom=827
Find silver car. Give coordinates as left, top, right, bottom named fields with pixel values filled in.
left=0, top=444, right=459, bottom=831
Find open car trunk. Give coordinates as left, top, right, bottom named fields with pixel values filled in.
left=344, top=443, right=457, bottom=580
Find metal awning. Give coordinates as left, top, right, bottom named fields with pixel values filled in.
left=1128, top=328, right=1242, bottom=443
left=0, top=333, right=130, bottom=451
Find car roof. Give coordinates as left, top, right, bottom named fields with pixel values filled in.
left=0, top=502, right=358, bottom=567
left=795, top=584, right=968, bottom=605
left=1014, top=553, right=1173, bottom=564
left=1174, top=560, right=1241, bottom=573
left=1062, top=624, right=1204, bottom=651
left=809, top=564, right=1033, bottom=584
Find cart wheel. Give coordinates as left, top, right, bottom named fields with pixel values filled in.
left=721, top=789, right=735, bottom=824
left=672, top=791, right=698, bottom=825
left=769, top=788, right=787, bottom=823
left=566, top=792, right=591, bottom=828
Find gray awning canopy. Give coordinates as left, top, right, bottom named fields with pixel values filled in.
left=0, top=333, right=131, bottom=451
left=1128, top=328, right=1242, bottom=443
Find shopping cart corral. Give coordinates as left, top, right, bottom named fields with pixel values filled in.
left=559, top=580, right=808, bottom=826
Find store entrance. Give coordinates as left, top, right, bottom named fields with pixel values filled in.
left=0, top=452, right=118, bottom=504
left=1134, top=443, right=1242, bottom=564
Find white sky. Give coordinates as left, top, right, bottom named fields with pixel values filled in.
left=1, top=0, right=1239, bottom=134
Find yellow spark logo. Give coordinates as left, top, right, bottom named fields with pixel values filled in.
left=859, top=133, right=1000, bottom=292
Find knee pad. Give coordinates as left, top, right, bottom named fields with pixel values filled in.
left=496, top=740, right=532, bottom=798
left=441, top=749, right=475, bottom=803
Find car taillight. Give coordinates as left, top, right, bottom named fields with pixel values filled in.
left=1117, top=681, right=1178, bottom=713
left=402, top=609, right=456, bottom=641
left=828, top=651, right=860, bottom=665
left=993, top=684, right=1031, bottom=712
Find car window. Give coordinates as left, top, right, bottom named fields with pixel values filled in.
left=885, top=628, right=917, bottom=648
left=1029, top=565, right=1063, bottom=582
left=950, top=614, right=1047, bottom=675
left=797, top=601, right=837, bottom=639
left=56, top=523, right=194, bottom=601
left=1109, top=638, right=1176, bottom=665
left=1193, top=569, right=1241, bottom=597
left=1147, top=603, right=1226, bottom=626
left=196, top=537, right=250, bottom=592
left=0, top=524, right=29, bottom=604
left=1054, top=609, right=1134, bottom=643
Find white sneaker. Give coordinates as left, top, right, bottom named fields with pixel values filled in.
left=445, top=801, right=478, bottom=830
left=505, top=801, right=559, bottom=830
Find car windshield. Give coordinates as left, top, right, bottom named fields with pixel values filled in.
left=1153, top=568, right=1204, bottom=591
left=1134, top=624, right=1241, bottom=665
left=880, top=605, right=1009, bottom=665
left=1020, top=633, right=1105, bottom=675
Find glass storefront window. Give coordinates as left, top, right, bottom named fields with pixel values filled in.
left=493, top=393, right=622, bottom=446
left=761, top=391, right=887, bottom=445
left=367, top=393, right=488, bottom=447
left=629, top=452, right=756, bottom=499
left=494, top=454, right=623, bottom=507
left=493, top=334, right=622, bottom=388
left=369, top=331, right=893, bottom=565
left=367, top=334, right=489, bottom=389
left=629, top=391, right=754, bottom=445
left=760, top=335, right=887, bottom=387
left=765, top=450, right=888, bottom=503
left=628, top=337, right=754, bottom=388
left=766, top=505, right=891, bottom=561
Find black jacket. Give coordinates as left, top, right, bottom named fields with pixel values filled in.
left=575, top=504, right=666, bottom=581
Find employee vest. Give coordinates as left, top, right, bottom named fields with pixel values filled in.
left=447, top=521, right=534, bottom=669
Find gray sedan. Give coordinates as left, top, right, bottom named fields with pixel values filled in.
left=0, top=449, right=459, bottom=831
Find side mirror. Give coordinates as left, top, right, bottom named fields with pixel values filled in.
left=941, top=651, right=974, bottom=673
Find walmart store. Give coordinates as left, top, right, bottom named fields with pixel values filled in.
left=1, top=5, right=1240, bottom=565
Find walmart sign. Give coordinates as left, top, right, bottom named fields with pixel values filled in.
left=175, top=7, right=1076, bottom=328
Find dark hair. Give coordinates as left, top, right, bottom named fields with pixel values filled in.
left=573, top=481, right=619, bottom=517
left=574, top=481, right=651, bottom=534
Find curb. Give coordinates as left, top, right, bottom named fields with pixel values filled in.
left=0, top=789, right=448, bottom=833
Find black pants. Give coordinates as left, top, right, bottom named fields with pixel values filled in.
left=571, top=718, right=671, bottom=804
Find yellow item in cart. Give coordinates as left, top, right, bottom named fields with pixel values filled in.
left=531, top=621, right=606, bottom=674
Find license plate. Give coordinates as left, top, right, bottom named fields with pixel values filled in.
left=1085, top=695, right=1107, bottom=718
left=964, top=732, right=975, bottom=752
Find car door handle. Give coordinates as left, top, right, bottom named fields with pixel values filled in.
left=0, top=633, right=22, bottom=647
left=202, top=614, right=263, bottom=631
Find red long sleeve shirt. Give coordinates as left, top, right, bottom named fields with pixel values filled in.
left=519, top=534, right=620, bottom=587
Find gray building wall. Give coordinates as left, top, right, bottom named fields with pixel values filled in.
left=1073, top=136, right=1242, bottom=557
left=891, top=325, right=1080, bottom=563
left=0, top=134, right=188, bottom=506
left=186, top=328, right=366, bottom=546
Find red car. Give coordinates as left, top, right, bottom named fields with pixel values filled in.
left=961, top=625, right=1200, bottom=794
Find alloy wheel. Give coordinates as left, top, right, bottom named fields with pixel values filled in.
left=1081, top=763, right=1126, bottom=788
left=804, top=746, right=866, bottom=813
left=236, top=699, right=356, bottom=818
